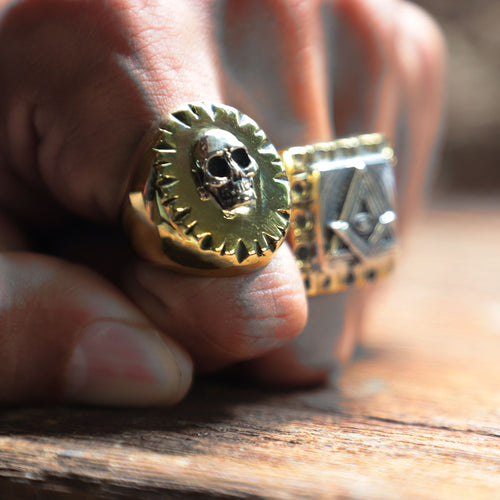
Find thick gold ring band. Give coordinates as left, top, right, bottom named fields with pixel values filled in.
left=124, top=103, right=398, bottom=294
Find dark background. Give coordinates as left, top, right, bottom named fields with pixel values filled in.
left=415, top=0, right=500, bottom=194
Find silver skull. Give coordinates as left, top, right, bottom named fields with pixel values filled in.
left=194, top=129, right=258, bottom=210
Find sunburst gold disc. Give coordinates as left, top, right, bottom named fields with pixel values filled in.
left=124, top=103, right=291, bottom=275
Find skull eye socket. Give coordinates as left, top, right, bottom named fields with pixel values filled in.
left=231, top=148, right=251, bottom=167
left=207, top=155, right=231, bottom=178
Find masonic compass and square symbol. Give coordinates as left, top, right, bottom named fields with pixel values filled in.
left=285, top=134, right=399, bottom=295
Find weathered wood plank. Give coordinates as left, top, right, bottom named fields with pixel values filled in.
left=0, top=201, right=498, bottom=499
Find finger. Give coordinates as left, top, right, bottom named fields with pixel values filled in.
left=0, top=0, right=221, bottom=223
left=211, top=0, right=343, bottom=385
left=216, top=0, right=332, bottom=147
left=340, top=0, right=446, bottom=358
left=0, top=0, right=309, bottom=381
left=327, top=0, right=399, bottom=136
left=43, top=216, right=307, bottom=373
left=393, top=0, right=446, bottom=228
left=319, top=0, right=401, bottom=371
left=123, top=243, right=307, bottom=373
left=234, top=0, right=445, bottom=385
left=0, top=252, right=192, bottom=405
left=231, top=293, right=348, bottom=387
left=34, top=217, right=307, bottom=374
left=223, top=0, right=399, bottom=385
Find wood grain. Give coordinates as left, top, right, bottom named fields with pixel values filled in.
left=0, top=200, right=498, bottom=499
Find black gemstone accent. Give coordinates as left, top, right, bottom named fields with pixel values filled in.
left=293, top=181, right=305, bottom=195
left=295, top=214, right=307, bottom=229
left=364, top=269, right=378, bottom=281
left=304, top=276, right=311, bottom=290
left=296, top=245, right=309, bottom=262
left=343, top=271, right=356, bottom=286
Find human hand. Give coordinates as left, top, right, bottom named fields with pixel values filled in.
left=0, top=0, right=444, bottom=405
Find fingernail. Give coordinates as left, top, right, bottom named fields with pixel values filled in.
left=64, top=321, right=192, bottom=406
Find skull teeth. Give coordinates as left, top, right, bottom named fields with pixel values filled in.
left=217, top=177, right=256, bottom=209
left=234, top=178, right=252, bottom=194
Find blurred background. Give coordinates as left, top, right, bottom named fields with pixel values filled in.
left=414, top=0, right=500, bottom=196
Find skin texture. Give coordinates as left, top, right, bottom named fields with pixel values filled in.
left=0, top=0, right=445, bottom=404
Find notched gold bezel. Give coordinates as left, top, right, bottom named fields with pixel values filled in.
left=125, top=103, right=291, bottom=275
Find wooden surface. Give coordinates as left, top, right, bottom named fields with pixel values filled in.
left=0, top=199, right=499, bottom=499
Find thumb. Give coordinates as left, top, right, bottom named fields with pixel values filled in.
left=0, top=252, right=192, bottom=405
